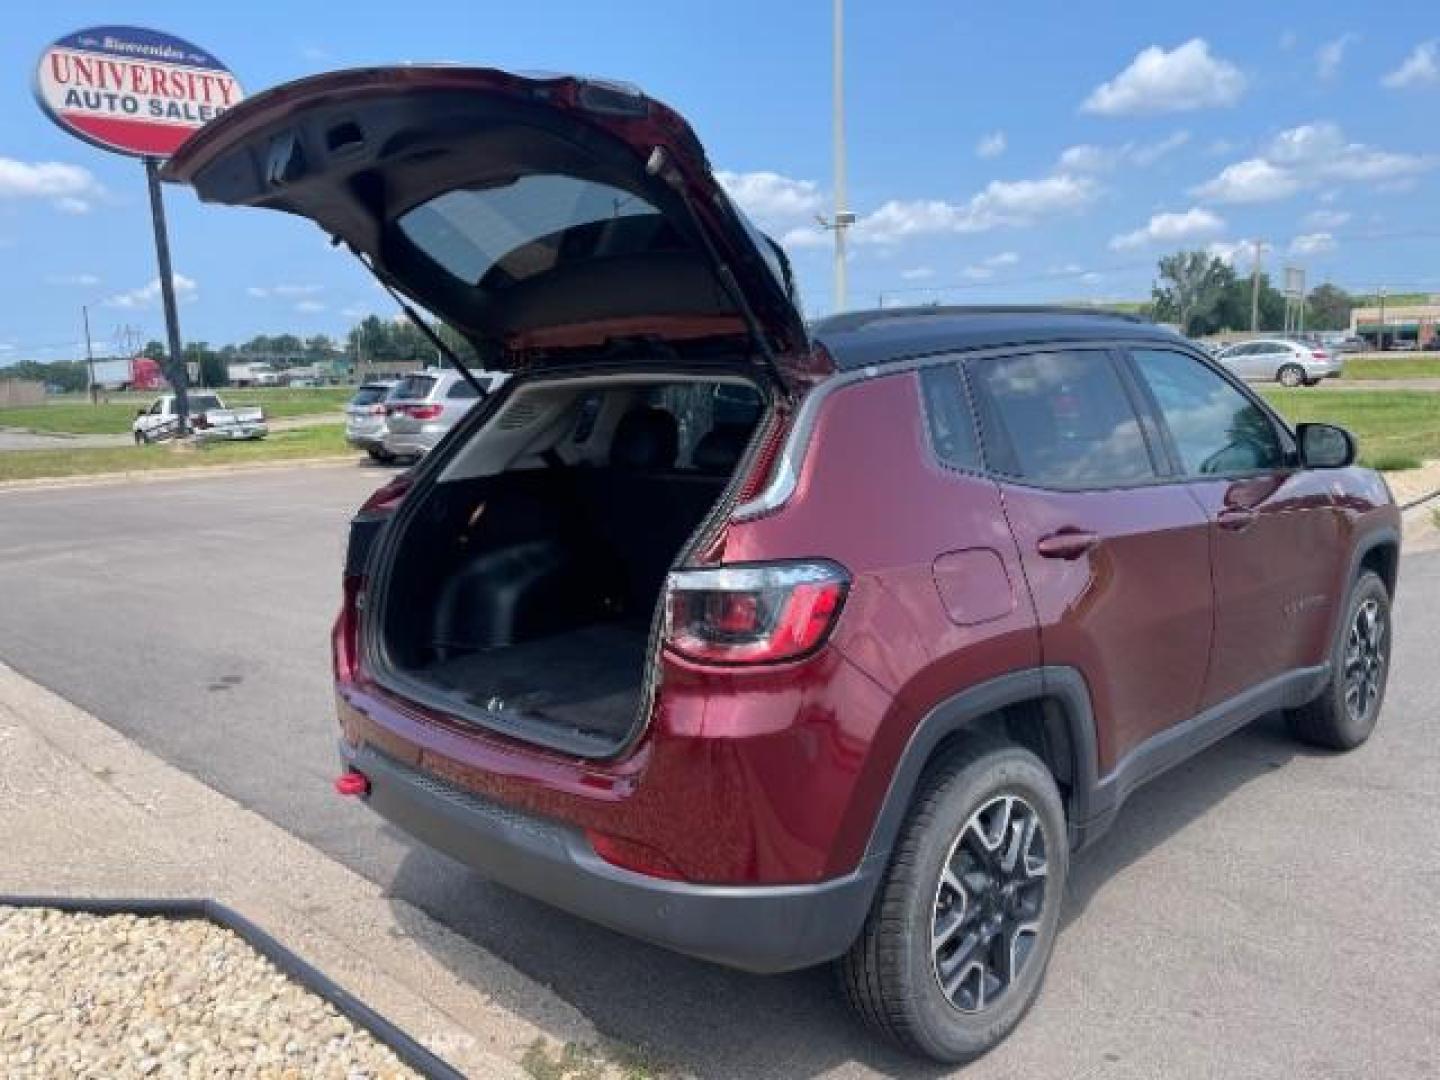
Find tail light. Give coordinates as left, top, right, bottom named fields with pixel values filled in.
left=1311, top=350, right=1328, bottom=360
left=369, top=403, right=387, bottom=416
left=359, top=471, right=414, bottom=515
left=663, top=561, right=848, bottom=665
left=332, top=573, right=363, bottom=682
left=398, top=403, right=442, bottom=421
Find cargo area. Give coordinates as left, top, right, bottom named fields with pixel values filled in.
left=370, top=373, right=766, bottom=755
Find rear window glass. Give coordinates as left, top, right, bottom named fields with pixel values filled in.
left=968, top=350, right=1155, bottom=488
left=190, top=394, right=221, bottom=412
left=447, top=380, right=480, bottom=400
left=392, top=375, right=437, bottom=400
left=919, top=364, right=981, bottom=471
left=351, top=385, right=391, bottom=406
left=397, top=175, right=674, bottom=287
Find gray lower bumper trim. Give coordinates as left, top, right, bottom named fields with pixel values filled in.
left=341, top=743, right=879, bottom=973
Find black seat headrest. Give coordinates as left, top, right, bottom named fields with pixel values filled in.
left=611, top=407, right=679, bottom=471
left=692, top=424, right=753, bottom=475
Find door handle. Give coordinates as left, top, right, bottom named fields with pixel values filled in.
left=1217, top=507, right=1258, bottom=532
left=1036, top=529, right=1100, bottom=560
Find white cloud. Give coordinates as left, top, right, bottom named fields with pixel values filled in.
left=976, top=131, right=1007, bottom=159
left=900, top=266, right=935, bottom=281
left=1082, top=39, right=1246, bottom=116
left=295, top=299, right=326, bottom=314
left=1110, top=207, right=1226, bottom=249
left=1207, top=239, right=1269, bottom=267
left=1057, top=131, right=1189, bottom=173
left=1382, top=40, right=1439, bottom=89
left=853, top=173, right=1097, bottom=244
left=45, top=273, right=101, bottom=287
left=0, top=157, right=106, bottom=213
left=1290, top=232, right=1337, bottom=256
left=103, top=274, right=197, bottom=309
left=1316, top=34, right=1356, bottom=80
left=1193, top=159, right=1301, bottom=203
left=1304, top=208, right=1351, bottom=229
left=779, top=225, right=828, bottom=250
left=248, top=283, right=324, bottom=299
left=1192, top=122, right=1432, bottom=204
left=716, top=170, right=825, bottom=229
left=985, top=251, right=1020, bottom=267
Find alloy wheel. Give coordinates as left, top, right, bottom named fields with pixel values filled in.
left=1343, top=597, right=1386, bottom=724
left=931, top=794, right=1048, bottom=1014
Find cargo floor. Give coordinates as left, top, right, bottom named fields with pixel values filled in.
left=420, top=622, right=651, bottom=741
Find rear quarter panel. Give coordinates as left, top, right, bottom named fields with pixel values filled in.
left=717, top=372, right=1041, bottom=874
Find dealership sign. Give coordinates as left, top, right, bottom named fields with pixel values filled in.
left=35, top=26, right=244, bottom=158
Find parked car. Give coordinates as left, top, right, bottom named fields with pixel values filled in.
left=132, top=392, right=267, bottom=443
left=167, top=66, right=1401, bottom=1065
left=344, top=380, right=399, bottom=462
left=1214, top=338, right=1343, bottom=386
left=1335, top=334, right=1367, bottom=354
left=1387, top=339, right=1419, bottom=352
left=380, top=368, right=504, bottom=461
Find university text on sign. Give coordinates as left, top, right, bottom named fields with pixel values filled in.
left=35, top=26, right=244, bottom=159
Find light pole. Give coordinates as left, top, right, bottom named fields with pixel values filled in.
left=831, top=0, right=853, bottom=313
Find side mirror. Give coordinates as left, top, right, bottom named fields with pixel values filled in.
left=1297, top=422, right=1355, bottom=469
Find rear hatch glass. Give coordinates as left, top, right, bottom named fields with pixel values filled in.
left=350, top=385, right=392, bottom=407
left=392, top=375, right=438, bottom=401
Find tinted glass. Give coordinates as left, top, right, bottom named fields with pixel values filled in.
left=447, top=380, right=480, bottom=400
left=393, top=375, right=437, bottom=400
left=968, top=350, right=1154, bottom=487
left=190, top=394, right=222, bottom=412
left=351, top=385, right=391, bottom=407
left=398, top=176, right=669, bottom=287
left=1131, top=349, right=1285, bottom=475
left=919, top=363, right=981, bottom=471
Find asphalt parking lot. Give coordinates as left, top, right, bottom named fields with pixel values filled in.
left=1, top=464, right=1437, bottom=1079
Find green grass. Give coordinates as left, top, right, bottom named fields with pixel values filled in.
left=1260, top=388, right=1440, bottom=469
left=0, top=424, right=354, bottom=483
left=1341, top=355, right=1440, bottom=380
left=0, top=386, right=352, bottom=435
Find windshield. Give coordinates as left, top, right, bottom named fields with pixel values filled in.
left=397, top=175, right=678, bottom=288
left=189, top=394, right=222, bottom=412
left=350, top=385, right=393, bottom=407
left=392, top=375, right=438, bottom=401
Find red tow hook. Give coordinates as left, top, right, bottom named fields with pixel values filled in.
left=334, top=769, right=370, bottom=797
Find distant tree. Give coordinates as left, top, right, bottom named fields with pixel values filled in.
left=1152, top=251, right=1232, bottom=335
left=303, top=333, right=336, bottom=359
left=183, top=341, right=226, bottom=387
left=140, top=339, right=167, bottom=360
left=5, top=359, right=88, bottom=393
left=1306, top=283, right=1353, bottom=331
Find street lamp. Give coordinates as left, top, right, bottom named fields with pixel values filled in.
left=830, top=0, right=852, bottom=313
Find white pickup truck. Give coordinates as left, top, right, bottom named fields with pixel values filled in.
left=132, top=392, right=269, bottom=444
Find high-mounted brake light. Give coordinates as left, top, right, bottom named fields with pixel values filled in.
left=663, top=562, right=848, bottom=665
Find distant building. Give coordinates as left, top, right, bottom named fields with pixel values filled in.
left=1349, top=299, right=1440, bottom=348
left=0, top=379, right=46, bottom=406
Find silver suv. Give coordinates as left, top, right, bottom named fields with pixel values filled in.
left=1215, top=339, right=1343, bottom=387
left=382, top=368, right=504, bottom=460
left=344, top=380, right=399, bottom=461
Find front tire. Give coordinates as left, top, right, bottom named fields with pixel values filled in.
left=1286, top=570, right=1391, bottom=750
left=839, top=743, right=1067, bottom=1063
left=1278, top=363, right=1306, bottom=388
left=134, top=430, right=149, bottom=445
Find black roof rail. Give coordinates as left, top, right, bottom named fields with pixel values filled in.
left=813, top=304, right=1151, bottom=334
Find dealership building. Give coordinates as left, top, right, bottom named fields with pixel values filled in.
left=1349, top=299, right=1440, bottom=348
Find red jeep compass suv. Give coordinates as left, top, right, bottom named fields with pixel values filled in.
left=168, top=67, right=1401, bottom=1062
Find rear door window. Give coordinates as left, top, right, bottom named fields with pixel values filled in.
left=446, top=379, right=480, bottom=400
left=966, top=350, right=1157, bottom=488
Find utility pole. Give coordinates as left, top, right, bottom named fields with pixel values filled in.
left=1378, top=287, right=1387, bottom=351
left=831, top=0, right=853, bottom=313
left=82, top=304, right=96, bottom=404
left=1250, top=239, right=1263, bottom=332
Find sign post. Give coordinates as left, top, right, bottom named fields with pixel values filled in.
left=35, top=26, right=243, bottom=435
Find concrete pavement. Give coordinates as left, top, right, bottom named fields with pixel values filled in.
left=1, top=465, right=1438, bottom=1078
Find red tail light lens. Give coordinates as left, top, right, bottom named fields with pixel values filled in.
left=403, top=403, right=443, bottom=420
left=332, top=573, right=363, bottom=682
left=359, top=472, right=414, bottom=515
left=1312, top=350, right=1327, bottom=360
left=663, top=562, right=848, bottom=665
left=369, top=403, right=387, bottom=416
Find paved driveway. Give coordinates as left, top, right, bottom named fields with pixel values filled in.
left=1, top=466, right=1436, bottom=1079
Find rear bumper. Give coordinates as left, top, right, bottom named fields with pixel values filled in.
left=339, top=741, right=880, bottom=973
left=382, top=430, right=442, bottom=456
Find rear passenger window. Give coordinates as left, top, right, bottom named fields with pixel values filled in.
left=1130, top=349, right=1285, bottom=475
left=967, top=350, right=1156, bottom=488
left=919, top=364, right=981, bottom=471
left=447, top=380, right=480, bottom=399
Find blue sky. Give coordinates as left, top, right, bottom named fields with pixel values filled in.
left=2, top=0, right=1438, bottom=361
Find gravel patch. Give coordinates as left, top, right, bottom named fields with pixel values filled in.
left=0, top=906, right=421, bottom=1079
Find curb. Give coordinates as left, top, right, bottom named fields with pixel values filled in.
left=0, top=895, right=466, bottom=1080
left=0, top=455, right=375, bottom=493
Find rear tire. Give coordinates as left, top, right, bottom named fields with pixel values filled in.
left=366, top=446, right=394, bottom=464
left=134, top=430, right=149, bottom=445
left=1278, top=363, right=1306, bottom=388
left=1286, top=570, right=1391, bottom=750
left=838, top=742, right=1067, bottom=1063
